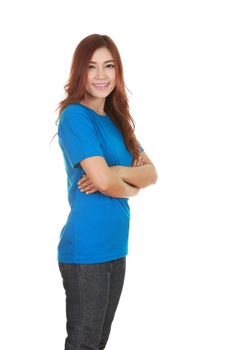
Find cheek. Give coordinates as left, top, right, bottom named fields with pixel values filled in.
left=87, top=69, right=96, bottom=81
left=110, top=70, right=116, bottom=84
left=85, top=74, right=94, bottom=90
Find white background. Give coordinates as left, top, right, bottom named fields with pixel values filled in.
left=0, top=1, right=232, bottom=349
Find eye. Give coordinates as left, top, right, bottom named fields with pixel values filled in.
left=105, top=64, right=115, bottom=68
left=88, top=64, right=96, bottom=69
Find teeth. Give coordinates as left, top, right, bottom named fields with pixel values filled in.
left=94, top=83, right=109, bottom=87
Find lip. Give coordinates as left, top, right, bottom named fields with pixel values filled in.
left=93, top=83, right=110, bottom=89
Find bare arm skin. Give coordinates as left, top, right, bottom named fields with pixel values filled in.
left=78, top=152, right=158, bottom=195
left=111, top=151, right=158, bottom=189
left=78, top=156, right=140, bottom=198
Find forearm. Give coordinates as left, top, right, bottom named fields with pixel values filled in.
left=114, top=164, right=158, bottom=189
left=99, top=171, right=140, bottom=198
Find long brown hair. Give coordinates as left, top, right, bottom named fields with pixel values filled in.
left=54, top=34, right=141, bottom=159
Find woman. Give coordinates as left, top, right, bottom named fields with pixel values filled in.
left=56, top=33, right=158, bottom=350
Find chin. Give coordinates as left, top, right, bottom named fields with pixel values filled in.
left=89, top=90, right=112, bottom=99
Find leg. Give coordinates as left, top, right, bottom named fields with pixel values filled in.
left=99, top=257, right=126, bottom=350
left=59, top=261, right=112, bottom=350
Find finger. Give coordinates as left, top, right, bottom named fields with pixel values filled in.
left=78, top=174, right=87, bottom=184
left=79, top=183, right=96, bottom=192
left=78, top=176, right=89, bottom=186
left=85, top=188, right=98, bottom=194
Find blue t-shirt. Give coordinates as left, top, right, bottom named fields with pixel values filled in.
left=57, top=103, right=144, bottom=264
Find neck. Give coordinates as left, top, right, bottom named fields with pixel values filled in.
left=80, top=96, right=106, bottom=115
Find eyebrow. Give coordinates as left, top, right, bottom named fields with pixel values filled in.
left=89, top=60, right=115, bottom=64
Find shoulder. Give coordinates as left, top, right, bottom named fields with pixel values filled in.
left=58, top=104, right=96, bottom=138
left=58, top=104, right=93, bottom=134
left=59, top=104, right=89, bottom=124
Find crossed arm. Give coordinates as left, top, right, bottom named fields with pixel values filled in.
left=77, top=151, right=158, bottom=198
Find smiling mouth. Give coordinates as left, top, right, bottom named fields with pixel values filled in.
left=93, top=83, right=110, bottom=89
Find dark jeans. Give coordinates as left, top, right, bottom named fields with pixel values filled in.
left=58, top=257, right=126, bottom=350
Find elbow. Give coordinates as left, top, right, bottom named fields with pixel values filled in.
left=148, top=175, right=158, bottom=187
left=152, top=169, right=158, bottom=185
left=153, top=174, right=158, bottom=184
left=147, top=163, right=158, bottom=185
left=139, top=166, right=158, bottom=188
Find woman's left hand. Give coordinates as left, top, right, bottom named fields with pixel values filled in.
left=77, top=174, right=99, bottom=194
left=77, top=165, right=122, bottom=194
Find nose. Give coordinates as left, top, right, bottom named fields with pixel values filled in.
left=95, top=66, right=107, bottom=79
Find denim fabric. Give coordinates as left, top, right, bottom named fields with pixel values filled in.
left=58, top=257, right=126, bottom=350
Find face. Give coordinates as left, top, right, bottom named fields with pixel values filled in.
left=84, top=47, right=116, bottom=101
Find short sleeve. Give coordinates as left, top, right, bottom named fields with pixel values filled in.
left=58, top=106, right=104, bottom=168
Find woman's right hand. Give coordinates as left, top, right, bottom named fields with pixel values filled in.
left=132, top=155, right=144, bottom=167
